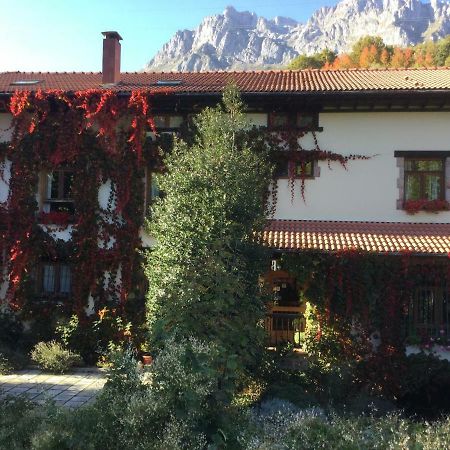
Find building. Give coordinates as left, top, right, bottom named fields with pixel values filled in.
left=1, top=32, right=450, bottom=353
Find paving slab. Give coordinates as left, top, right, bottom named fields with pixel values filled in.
left=0, top=368, right=106, bottom=408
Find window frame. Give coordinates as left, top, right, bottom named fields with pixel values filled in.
left=36, top=262, right=72, bottom=298
left=407, top=283, right=449, bottom=339
left=273, top=159, right=316, bottom=179
left=268, top=112, right=321, bottom=132
left=43, top=168, right=75, bottom=214
left=403, top=157, right=445, bottom=202
left=152, top=114, right=184, bottom=132
left=394, top=151, right=450, bottom=211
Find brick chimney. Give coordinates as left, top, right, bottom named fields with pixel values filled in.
left=102, top=31, right=122, bottom=85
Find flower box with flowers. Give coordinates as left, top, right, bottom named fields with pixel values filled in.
left=404, top=199, right=450, bottom=214
left=37, top=211, right=74, bottom=226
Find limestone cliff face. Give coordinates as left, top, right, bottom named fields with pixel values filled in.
left=144, top=1, right=450, bottom=72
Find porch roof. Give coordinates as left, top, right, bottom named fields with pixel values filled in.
left=263, top=220, right=450, bottom=256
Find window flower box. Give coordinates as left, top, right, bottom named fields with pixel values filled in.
left=38, top=211, right=74, bottom=226
left=404, top=199, right=450, bottom=214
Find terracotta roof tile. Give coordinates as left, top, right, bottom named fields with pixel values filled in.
left=262, top=220, right=450, bottom=255
left=1, top=68, right=450, bottom=94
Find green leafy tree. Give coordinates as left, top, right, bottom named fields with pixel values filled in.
left=288, top=55, right=323, bottom=69
left=350, top=35, right=390, bottom=63
left=431, top=35, right=450, bottom=66
left=288, top=48, right=336, bottom=69
left=317, top=48, right=337, bottom=66
left=145, top=85, right=272, bottom=403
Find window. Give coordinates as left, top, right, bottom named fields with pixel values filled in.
left=274, top=159, right=314, bottom=178
left=44, top=169, right=74, bottom=214
left=272, top=277, right=298, bottom=307
left=152, top=115, right=183, bottom=130
left=38, top=263, right=72, bottom=296
left=404, top=158, right=444, bottom=201
left=296, top=114, right=315, bottom=129
left=408, top=284, right=449, bottom=339
left=269, top=113, right=290, bottom=129
left=268, top=112, right=319, bottom=131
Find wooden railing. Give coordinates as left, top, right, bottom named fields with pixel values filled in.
left=265, top=306, right=305, bottom=348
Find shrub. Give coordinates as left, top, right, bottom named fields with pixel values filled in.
left=31, top=341, right=82, bottom=373
left=103, top=344, right=144, bottom=395
left=398, top=352, right=450, bottom=418
left=56, top=311, right=138, bottom=366
left=0, top=309, right=24, bottom=349
left=56, top=314, right=99, bottom=364
left=148, top=336, right=225, bottom=445
left=0, top=397, right=54, bottom=450
left=240, top=409, right=450, bottom=450
left=301, top=304, right=370, bottom=405
left=0, top=353, right=12, bottom=375
left=0, top=347, right=28, bottom=374
left=1, top=387, right=450, bottom=449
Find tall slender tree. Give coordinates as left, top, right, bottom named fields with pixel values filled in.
left=145, top=85, right=273, bottom=396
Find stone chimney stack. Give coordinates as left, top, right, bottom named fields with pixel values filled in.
left=102, top=31, right=122, bottom=85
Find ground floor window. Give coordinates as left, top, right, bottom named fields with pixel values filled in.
left=38, top=263, right=72, bottom=297
left=407, top=284, right=449, bottom=342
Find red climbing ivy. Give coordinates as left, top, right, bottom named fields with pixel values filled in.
left=282, top=250, right=450, bottom=396
left=1, top=89, right=169, bottom=320
left=283, top=250, right=450, bottom=349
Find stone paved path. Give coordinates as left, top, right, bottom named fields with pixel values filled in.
left=0, top=368, right=107, bottom=408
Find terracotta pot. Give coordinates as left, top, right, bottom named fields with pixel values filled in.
left=142, top=355, right=153, bottom=365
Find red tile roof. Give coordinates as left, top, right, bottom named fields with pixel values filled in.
left=1, top=68, right=450, bottom=94
left=263, top=220, right=450, bottom=255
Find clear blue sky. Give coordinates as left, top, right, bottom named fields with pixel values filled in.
left=0, top=0, right=339, bottom=72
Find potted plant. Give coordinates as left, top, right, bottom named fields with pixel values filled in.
left=140, top=343, right=153, bottom=365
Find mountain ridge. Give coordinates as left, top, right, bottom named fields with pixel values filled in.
left=144, top=0, right=450, bottom=72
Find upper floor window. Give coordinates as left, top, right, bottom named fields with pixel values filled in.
left=44, top=169, right=74, bottom=214
left=274, top=160, right=314, bottom=178
left=404, top=158, right=444, bottom=201
left=268, top=112, right=318, bottom=131
left=153, top=115, right=183, bottom=130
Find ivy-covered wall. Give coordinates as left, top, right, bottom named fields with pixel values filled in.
left=0, top=90, right=165, bottom=326
left=281, top=250, right=450, bottom=352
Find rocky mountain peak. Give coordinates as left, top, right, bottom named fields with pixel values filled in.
left=144, top=0, right=450, bottom=72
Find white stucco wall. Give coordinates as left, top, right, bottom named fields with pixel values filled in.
left=0, top=158, right=11, bottom=203
left=0, top=114, right=12, bottom=206
left=0, top=113, right=12, bottom=143
left=273, top=111, right=450, bottom=223
left=2, top=109, right=450, bottom=243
